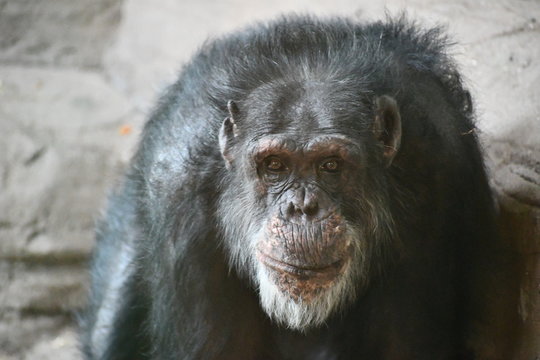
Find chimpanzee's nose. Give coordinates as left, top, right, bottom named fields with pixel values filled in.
left=286, top=187, right=320, bottom=219
left=287, top=199, right=319, bottom=218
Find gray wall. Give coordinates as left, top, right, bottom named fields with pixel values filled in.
left=1, top=0, right=539, bottom=358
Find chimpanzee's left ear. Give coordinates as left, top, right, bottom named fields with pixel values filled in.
left=373, top=95, right=401, bottom=167
left=219, top=100, right=240, bottom=169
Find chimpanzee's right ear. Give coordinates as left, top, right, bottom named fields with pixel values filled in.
left=219, top=100, right=239, bottom=169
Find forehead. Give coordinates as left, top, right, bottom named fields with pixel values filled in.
left=242, top=79, right=369, bottom=140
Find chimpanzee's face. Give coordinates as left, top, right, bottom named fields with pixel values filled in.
left=247, top=133, right=368, bottom=329
left=218, top=81, right=400, bottom=330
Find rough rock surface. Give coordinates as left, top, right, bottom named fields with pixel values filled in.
left=0, top=0, right=538, bottom=358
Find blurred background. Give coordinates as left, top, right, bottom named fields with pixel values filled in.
left=0, top=0, right=538, bottom=359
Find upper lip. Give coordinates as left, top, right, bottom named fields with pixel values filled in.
left=276, top=211, right=337, bottom=224
left=257, top=251, right=345, bottom=277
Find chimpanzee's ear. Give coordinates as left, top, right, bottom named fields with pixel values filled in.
left=219, top=100, right=240, bottom=169
left=373, top=95, right=401, bottom=167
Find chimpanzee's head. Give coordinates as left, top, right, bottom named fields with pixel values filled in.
left=217, top=79, right=401, bottom=330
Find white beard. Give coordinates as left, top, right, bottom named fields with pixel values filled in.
left=255, top=227, right=366, bottom=331
left=218, top=202, right=371, bottom=331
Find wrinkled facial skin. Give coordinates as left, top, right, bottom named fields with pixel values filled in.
left=218, top=86, right=400, bottom=330
left=252, top=135, right=359, bottom=301
left=231, top=132, right=377, bottom=330
left=258, top=213, right=347, bottom=301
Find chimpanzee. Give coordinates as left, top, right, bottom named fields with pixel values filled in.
left=80, top=15, right=500, bottom=359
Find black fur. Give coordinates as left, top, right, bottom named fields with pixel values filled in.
left=80, top=15, right=497, bottom=359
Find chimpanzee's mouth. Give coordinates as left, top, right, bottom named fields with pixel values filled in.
left=257, top=251, right=346, bottom=279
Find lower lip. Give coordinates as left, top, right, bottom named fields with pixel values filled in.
left=257, top=251, right=345, bottom=278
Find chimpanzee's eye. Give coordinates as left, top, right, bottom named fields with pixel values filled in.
left=265, top=157, right=287, bottom=173
left=320, top=159, right=340, bottom=173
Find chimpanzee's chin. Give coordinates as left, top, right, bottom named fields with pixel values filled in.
left=255, top=253, right=358, bottom=331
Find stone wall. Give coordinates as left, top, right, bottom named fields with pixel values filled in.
left=0, top=1, right=142, bottom=358
left=0, top=0, right=538, bottom=358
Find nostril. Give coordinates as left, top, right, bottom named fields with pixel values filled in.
left=302, top=201, right=319, bottom=217
left=286, top=202, right=298, bottom=217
